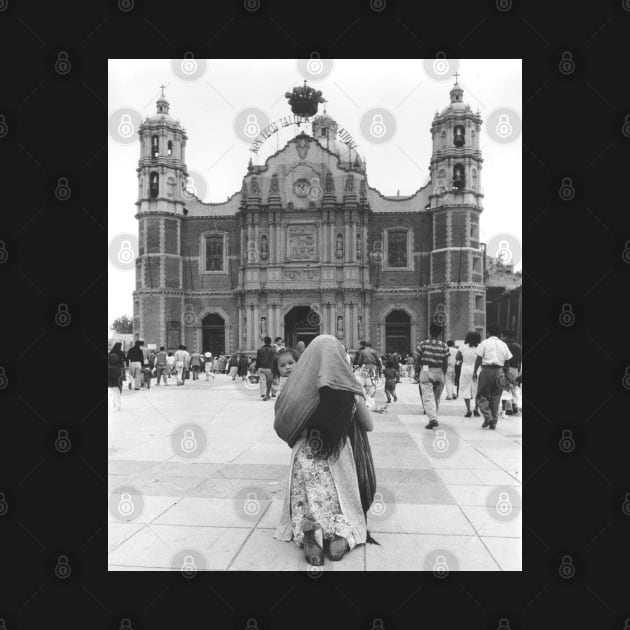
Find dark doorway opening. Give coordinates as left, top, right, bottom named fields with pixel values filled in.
left=385, top=310, right=411, bottom=354
left=284, top=306, right=320, bottom=349
left=202, top=313, right=225, bottom=355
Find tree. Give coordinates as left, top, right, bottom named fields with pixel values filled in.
left=111, top=315, right=133, bottom=334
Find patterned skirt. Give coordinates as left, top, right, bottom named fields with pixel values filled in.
left=289, top=439, right=357, bottom=550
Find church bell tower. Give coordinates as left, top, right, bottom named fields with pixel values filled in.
left=427, top=77, right=486, bottom=340
left=133, top=87, right=188, bottom=346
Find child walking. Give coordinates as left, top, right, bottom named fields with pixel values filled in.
left=383, top=359, right=399, bottom=403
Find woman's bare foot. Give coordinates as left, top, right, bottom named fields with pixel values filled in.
left=329, top=535, right=349, bottom=561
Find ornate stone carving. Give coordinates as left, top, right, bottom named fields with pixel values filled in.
left=283, top=268, right=320, bottom=280
left=269, top=173, right=280, bottom=195
left=250, top=176, right=260, bottom=197
left=336, top=315, right=344, bottom=335
left=325, top=170, right=335, bottom=193
left=287, top=224, right=317, bottom=261
left=345, top=174, right=354, bottom=193
left=296, top=135, right=310, bottom=160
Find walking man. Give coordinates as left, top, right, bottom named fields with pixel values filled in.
left=174, top=344, right=190, bottom=386
left=473, top=323, right=513, bottom=429
left=189, top=348, right=202, bottom=381
left=126, top=340, right=144, bottom=391
left=417, top=323, right=450, bottom=430
left=256, top=336, right=276, bottom=401
left=154, top=346, right=169, bottom=386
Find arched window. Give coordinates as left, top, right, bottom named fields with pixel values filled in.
left=167, top=140, right=173, bottom=156
left=453, top=163, right=465, bottom=190
left=454, top=125, right=465, bottom=147
left=151, top=135, right=159, bottom=158
left=472, top=168, right=478, bottom=191
left=150, top=172, right=159, bottom=198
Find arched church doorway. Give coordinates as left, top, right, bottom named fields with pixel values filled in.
left=385, top=310, right=411, bottom=354
left=284, top=306, right=320, bottom=349
left=202, top=313, right=225, bottom=355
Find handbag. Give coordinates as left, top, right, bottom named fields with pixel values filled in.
left=348, top=409, right=377, bottom=515
left=348, top=410, right=380, bottom=545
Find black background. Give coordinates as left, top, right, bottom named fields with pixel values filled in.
left=0, top=0, right=629, bottom=629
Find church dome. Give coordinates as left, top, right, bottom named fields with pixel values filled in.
left=146, top=88, right=181, bottom=126
left=311, top=111, right=357, bottom=163
left=439, top=80, right=472, bottom=116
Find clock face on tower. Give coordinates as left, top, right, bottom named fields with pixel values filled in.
left=293, top=178, right=311, bottom=198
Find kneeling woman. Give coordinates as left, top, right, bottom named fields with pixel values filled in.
left=273, top=335, right=374, bottom=565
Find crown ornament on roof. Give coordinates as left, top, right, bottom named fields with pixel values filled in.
left=285, top=81, right=326, bottom=117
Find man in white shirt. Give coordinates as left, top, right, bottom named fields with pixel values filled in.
left=473, top=323, right=513, bottom=429
left=174, top=344, right=191, bottom=386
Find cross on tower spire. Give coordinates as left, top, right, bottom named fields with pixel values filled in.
left=453, top=71, right=460, bottom=83
left=159, top=84, right=166, bottom=97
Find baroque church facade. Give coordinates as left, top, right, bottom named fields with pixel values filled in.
left=132, top=81, right=486, bottom=354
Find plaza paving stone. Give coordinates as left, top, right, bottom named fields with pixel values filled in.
left=108, top=373, right=522, bottom=571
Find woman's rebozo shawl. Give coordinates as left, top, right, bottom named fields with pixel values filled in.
left=273, top=335, right=365, bottom=447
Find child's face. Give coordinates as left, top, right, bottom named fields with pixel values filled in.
left=277, top=353, right=296, bottom=376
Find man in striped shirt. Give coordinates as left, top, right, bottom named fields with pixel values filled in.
left=416, top=323, right=450, bottom=429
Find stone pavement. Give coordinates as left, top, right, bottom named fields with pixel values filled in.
left=108, top=373, right=522, bottom=572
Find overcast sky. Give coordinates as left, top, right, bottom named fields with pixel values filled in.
left=108, top=58, right=521, bottom=334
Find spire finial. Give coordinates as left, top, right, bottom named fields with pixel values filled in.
left=453, top=71, right=460, bottom=83
left=159, top=84, right=166, bottom=98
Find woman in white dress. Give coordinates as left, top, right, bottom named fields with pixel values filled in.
left=456, top=331, right=481, bottom=418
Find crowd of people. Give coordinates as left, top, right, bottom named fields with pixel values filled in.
left=108, top=324, right=521, bottom=567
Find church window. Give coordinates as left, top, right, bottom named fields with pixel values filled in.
left=151, top=135, right=159, bottom=158
left=387, top=230, right=408, bottom=268
left=472, top=168, right=478, bottom=191
left=321, top=128, right=326, bottom=137
left=167, top=140, right=172, bottom=156
left=453, top=163, right=465, bottom=190
left=150, top=172, right=159, bottom=198
left=454, top=125, right=465, bottom=147
left=205, top=235, right=224, bottom=272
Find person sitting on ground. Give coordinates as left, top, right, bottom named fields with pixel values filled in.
left=274, top=335, right=375, bottom=566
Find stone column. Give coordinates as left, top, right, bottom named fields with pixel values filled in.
left=351, top=220, right=357, bottom=263
left=330, top=219, right=336, bottom=264
left=253, top=303, right=259, bottom=345
left=344, top=300, right=351, bottom=347
left=343, top=211, right=352, bottom=263
left=253, top=214, right=260, bottom=259
left=322, top=217, right=328, bottom=262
